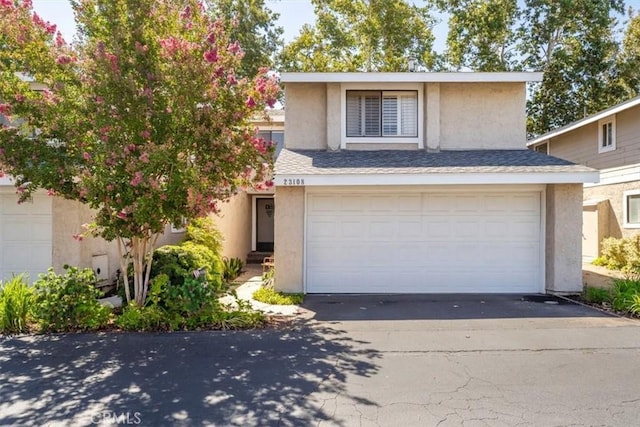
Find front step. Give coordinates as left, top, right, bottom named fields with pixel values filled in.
left=246, top=251, right=273, bottom=264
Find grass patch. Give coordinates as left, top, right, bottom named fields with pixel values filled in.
left=253, top=287, right=304, bottom=305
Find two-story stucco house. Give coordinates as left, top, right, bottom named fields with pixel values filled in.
left=527, top=95, right=640, bottom=261
left=274, top=72, right=599, bottom=294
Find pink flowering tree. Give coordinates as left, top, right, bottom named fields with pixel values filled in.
left=0, top=0, right=279, bottom=305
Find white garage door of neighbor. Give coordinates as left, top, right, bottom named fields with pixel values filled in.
left=306, top=191, right=542, bottom=293
left=0, top=192, right=52, bottom=282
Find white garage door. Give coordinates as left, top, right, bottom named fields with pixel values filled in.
left=0, top=191, right=52, bottom=282
left=306, top=190, right=542, bottom=293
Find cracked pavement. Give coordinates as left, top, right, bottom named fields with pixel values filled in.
left=2, top=294, right=640, bottom=426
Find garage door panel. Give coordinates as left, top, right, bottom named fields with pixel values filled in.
left=0, top=193, right=53, bottom=282
left=306, top=191, right=542, bottom=294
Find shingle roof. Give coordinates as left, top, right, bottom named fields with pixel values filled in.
left=275, top=149, right=596, bottom=175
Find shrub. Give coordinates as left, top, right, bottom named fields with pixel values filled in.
left=253, top=287, right=304, bottom=305
left=33, top=267, right=111, bottom=332
left=630, top=294, right=640, bottom=316
left=599, top=234, right=640, bottom=273
left=210, top=308, right=265, bottom=329
left=584, top=286, right=611, bottom=304
left=115, top=303, right=167, bottom=331
left=222, top=257, right=244, bottom=282
left=185, top=216, right=223, bottom=255
left=610, top=278, right=640, bottom=313
left=151, top=243, right=223, bottom=291
left=0, top=275, right=34, bottom=334
left=601, top=237, right=628, bottom=270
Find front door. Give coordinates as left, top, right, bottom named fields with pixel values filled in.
left=256, top=198, right=275, bottom=252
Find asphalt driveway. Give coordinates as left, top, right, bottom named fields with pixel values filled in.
left=2, top=295, right=640, bottom=426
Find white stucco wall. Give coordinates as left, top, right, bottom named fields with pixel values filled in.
left=274, top=186, right=305, bottom=293
left=439, top=83, right=526, bottom=150
left=52, top=198, right=184, bottom=282
left=284, top=83, right=327, bottom=150
left=211, top=193, right=252, bottom=260
left=545, top=184, right=583, bottom=293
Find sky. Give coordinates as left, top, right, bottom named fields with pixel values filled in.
left=30, top=0, right=640, bottom=55
left=31, top=0, right=450, bottom=52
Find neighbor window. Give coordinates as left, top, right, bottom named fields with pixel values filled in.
left=598, top=116, right=616, bottom=153
left=346, top=90, right=418, bottom=138
left=624, top=190, right=640, bottom=228
left=534, top=142, right=548, bottom=154
left=257, top=130, right=284, bottom=157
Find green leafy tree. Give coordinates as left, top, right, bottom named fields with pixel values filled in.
left=434, top=0, right=519, bottom=71
left=207, top=0, right=283, bottom=78
left=0, top=0, right=279, bottom=306
left=279, top=0, right=436, bottom=72
left=617, top=10, right=640, bottom=99
left=519, top=0, right=624, bottom=136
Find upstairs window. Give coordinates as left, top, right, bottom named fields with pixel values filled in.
left=346, top=90, right=418, bottom=138
left=598, top=116, right=616, bottom=153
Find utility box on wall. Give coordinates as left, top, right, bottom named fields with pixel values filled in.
left=91, top=254, right=109, bottom=282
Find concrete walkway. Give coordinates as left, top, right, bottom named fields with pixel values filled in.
left=221, top=264, right=299, bottom=316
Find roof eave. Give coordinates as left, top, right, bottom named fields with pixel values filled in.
left=274, top=171, right=599, bottom=186
left=280, top=72, right=543, bottom=84
left=527, top=95, right=640, bottom=146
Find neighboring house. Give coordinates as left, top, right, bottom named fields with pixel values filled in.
left=273, top=72, right=598, bottom=294
left=527, top=95, right=640, bottom=261
left=212, top=109, right=284, bottom=262
left=0, top=92, right=282, bottom=282
left=0, top=174, right=182, bottom=283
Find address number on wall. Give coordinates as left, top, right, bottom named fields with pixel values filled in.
left=282, top=178, right=305, bottom=185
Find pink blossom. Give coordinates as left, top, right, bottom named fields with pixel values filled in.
left=82, top=152, right=91, bottom=161
left=72, top=234, right=84, bottom=241
left=95, top=96, right=103, bottom=104
left=203, top=49, right=218, bottom=63
left=180, top=5, right=191, bottom=19
left=1, top=0, right=13, bottom=8
left=106, top=184, right=114, bottom=192
left=22, top=0, right=33, bottom=7
left=246, top=96, right=256, bottom=108
left=127, top=144, right=136, bottom=152
left=56, top=55, right=72, bottom=65
left=206, top=32, right=216, bottom=44
left=0, top=171, right=5, bottom=178
left=265, top=180, right=274, bottom=188
left=14, top=94, right=25, bottom=102
left=228, top=40, right=242, bottom=55
left=0, top=103, right=11, bottom=115
left=166, top=106, right=172, bottom=113
left=106, top=53, right=118, bottom=72
left=55, top=31, right=65, bottom=48
left=140, top=130, right=150, bottom=139
left=116, top=211, right=127, bottom=220
left=227, top=74, right=237, bottom=85
left=139, top=152, right=149, bottom=163
left=130, top=171, right=143, bottom=186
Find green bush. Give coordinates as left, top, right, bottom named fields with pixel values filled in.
left=253, top=287, right=304, bottom=305
left=151, top=243, right=223, bottom=291
left=599, top=235, right=640, bottom=272
left=185, top=216, right=223, bottom=255
left=222, top=257, right=244, bottom=282
left=0, top=275, right=34, bottom=334
left=609, top=278, right=640, bottom=312
left=115, top=302, right=166, bottom=331
left=584, top=286, right=611, bottom=304
left=33, top=267, right=111, bottom=332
